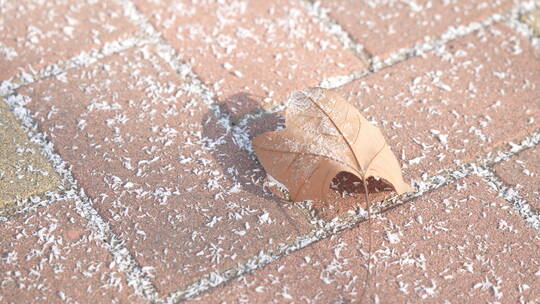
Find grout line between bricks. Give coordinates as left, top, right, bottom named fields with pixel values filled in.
left=476, top=130, right=540, bottom=233
left=166, top=128, right=540, bottom=303
left=164, top=169, right=464, bottom=303
left=232, top=0, right=540, bottom=144
left=301, top=0, right=373, bottom=89
left=232, top=1, right=525, bottom=124
left=505, top=1, right=540, bottom=50
left=116, top=0, right=232, bottom=131
left=0, top=188, right=74, bottom=221
left=3, top=94, right=161, bottom=303
left=311, top=0, right=540, bottom=90
left=479, top=167, right=540, bottom=233
left=0, top=32, right=155, bottom=98
left=478, top=129, right=540, bottom=167
left=300, top=0, right=372, bottom=67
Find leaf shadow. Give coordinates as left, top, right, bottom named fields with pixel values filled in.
left=201, top=92, right=308, bottom=233
left=202, top=93, right=282, bottom=200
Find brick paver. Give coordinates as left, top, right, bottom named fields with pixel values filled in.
left=133, top=0, right=367, bottom=120
left=0, top=0, right=137, bottom=81
left=0, top=100, right=60, bottom=213
left=189, top=176, right=540, bottom=303
left=494, top=146, right=540, bottom=209
left=319, top=0, right=516, bottom=58
left=0, top=200, right=142, bottom=303
left=335, top=24, right=540, bottom=181
left=17, top=45, right=311, bottom=295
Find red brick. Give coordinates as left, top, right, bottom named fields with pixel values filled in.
left=0, top=200, right=142, bottom=303
left=189, top=176, right=540, bottom=303
left=0, top=0, right=137, bottom=81
left=17, top=46, right=312, bottom=295
left=133, top=0, right=367, bottom=119
left=494, top=146, right=540, bottom=209
left=320, top=0, right=516, bottom=58
left=334, top=24, right=540, bottom=181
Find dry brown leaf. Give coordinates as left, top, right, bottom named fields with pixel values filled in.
left=253, top=87, right=413, bottom=202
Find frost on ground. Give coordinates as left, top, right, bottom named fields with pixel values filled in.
left=133, top=0, right=365, bottom=113
left=0, top=200, right=136, bottom=303
left=1, top=0, right=539, bottom=302
left=0, top=0, right=137, bottom=81
left=188, top=176, right=540, bottom=303
left=14, top=43, right=312, bottom=295
left=334, top=23, right=540, bottom=183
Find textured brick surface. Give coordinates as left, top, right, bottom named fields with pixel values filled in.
left=0, top=200, right=142, bottom=303
left=0, top=100, right=60, bottom=212
left=0, top=0, right=137, bottom=81
left=134, top=0, right=367, bottom=120
left=494, top=146, right=540, bottom=209
left=18, top=46, right=312, bottom=295
left=2, top=0, right=540, bottom=301
left=189, top=176, right=540, bottom=303
left=319, top=0, right=515, bottom=58
left=335, top=24, right=540, bottom=181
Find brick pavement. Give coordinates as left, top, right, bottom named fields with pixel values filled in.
left=1, top=0, right=540, bottom=303
left=188, top=177, right=540, bottom=303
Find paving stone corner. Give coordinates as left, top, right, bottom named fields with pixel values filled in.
left=522, top=8, right=540, bottom=35
left=0, top=99, right=61, bottom=214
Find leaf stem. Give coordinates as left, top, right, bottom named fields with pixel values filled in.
left=360, top=179, right=372, bottom=304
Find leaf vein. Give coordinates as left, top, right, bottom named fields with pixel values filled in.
left=305, top=94, right=364, bottom=175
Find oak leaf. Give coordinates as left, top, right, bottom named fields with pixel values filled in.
left=253, top=87, right=412, bottom=202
